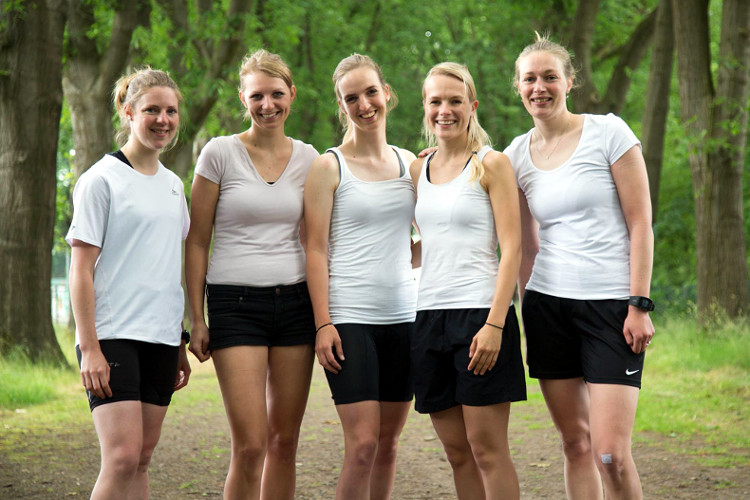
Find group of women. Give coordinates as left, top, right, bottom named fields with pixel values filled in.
left=67, top=32, right=654, bottom=500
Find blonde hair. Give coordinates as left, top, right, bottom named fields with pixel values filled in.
left=332, top=53, right=398, bottom=141
left=421, top=62, right=491, bottom=183
left=513, top=31, right=577, bottom=91
left=112, top=67, right=183, bottom=149
left=238, top=49, right=294, bottom=120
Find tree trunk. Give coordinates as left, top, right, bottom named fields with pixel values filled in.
left=642, top=0, right=674, bottom=222
left=63, top=0, right=149, bottom=178
left=0, top=0, right=67, bottom=363
left=672, top=0, right=750, bottom=319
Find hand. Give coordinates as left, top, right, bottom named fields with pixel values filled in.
left=417, top=146, right=438, bottom=158
left=188, top=323, right=211, bottom=362
left=623, top=307, right=654, bottom=354
left=80, top=347, right=112, bottom=399
left=468, top=324, right=502, bottom=375
left=315, top=324, right=344, bottom=374
left=174, top=343, right=192, bottom=391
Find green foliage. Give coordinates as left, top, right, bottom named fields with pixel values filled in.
left=636, top=316, right=750, bottom=465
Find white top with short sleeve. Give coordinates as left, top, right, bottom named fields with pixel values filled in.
left=327, top=146, right=417, bottom=324
left=504, top=113, right=640, bottom=300
left=415, top=146, right=498, bottom=310
left=66, top=154, right=190, bottom=346
left=194, top=135, right=318, bottom=287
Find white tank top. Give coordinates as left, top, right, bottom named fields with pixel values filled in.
left=327, top=146, right=417, bottom=324
left=415, top=146, right=498, bottom=310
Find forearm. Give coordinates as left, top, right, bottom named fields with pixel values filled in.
left=488, top=249, right=521, bottom=325
left=306, top=248, right=332, bottom=326
left=184, top=240, right=209, bottom=327
left=69, top=267, right=99, bottom=352
left=628, top=221, right=654, bottom=296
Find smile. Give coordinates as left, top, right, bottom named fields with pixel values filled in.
left=360, top=110, right=376, bottom=119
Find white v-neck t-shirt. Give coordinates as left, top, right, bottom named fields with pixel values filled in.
left=194, top=135, right=319, bottom=287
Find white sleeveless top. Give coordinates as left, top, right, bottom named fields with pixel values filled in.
left=327, top=146, right=417, bottom=324
left=415, top=146, right=498, bottom=310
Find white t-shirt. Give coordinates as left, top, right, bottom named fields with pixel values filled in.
left=327, top=146, right=417, bottom=324
left=504, top=113, right=640, bottom=300
left=194, top=135, right=318, bottom=287
left=66, top=154, right=190, bottom=346
left=415, top=146, right=498, bottom=310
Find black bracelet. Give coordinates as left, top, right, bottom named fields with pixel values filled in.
left=316, top=322, right=333, bottom=333
left=485, top=322, right=504, bottom=331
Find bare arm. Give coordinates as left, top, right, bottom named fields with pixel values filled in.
left=185, top=174, right=219, bottom=362
left=612, top=145, right=655, bottom=353
left=69, top=241, right=112, bottom=399
left=303, top=154, right=343, bottom=373
left=409, top=157, right=424, bottom=269
left=517, top=188, right=539, bottom=302
left=468, top=152, right=522, bottom=375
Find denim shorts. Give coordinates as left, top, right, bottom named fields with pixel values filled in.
left=206, top=282, right=316, bottom=350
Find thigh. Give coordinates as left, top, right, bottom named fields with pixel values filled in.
left=412, top=310, right=457, bottom=414
left=522, top=290, right=582, bottom=379
left=78, top=339, right=140, bottom=411
left=574, top=299, right=645, bottom=387
left=462, top=402, right=512, bottom=449
left=137, top=341, right=179, bottom=407
left=267, top=345, right=315, bottom=432
left=429, top=406, right=472, bottom=453
left=378, top=401, right=411, bottom=442
left=335, top=400, right=382, bottom=443
left=324, top=323, right=379, bottom=405
left=453, top=307, right=527, bottom=407
left=212, top=345, right=270, bottom=442
left=140, top=402, right=171, bottom=455
left=587, top=383, right=639, bottom=455
left=91, top=400, right=145, bottom=457
left=538, top=378, right=591, bottom=440
left=374, top=322, right=414, bottom=403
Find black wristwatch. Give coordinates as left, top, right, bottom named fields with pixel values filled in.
left=181, top=329, right=191, bottom=344
left=628, top=296, right=655, bottom=312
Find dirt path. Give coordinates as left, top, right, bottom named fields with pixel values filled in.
left=1, top=362, right=748, bottom=499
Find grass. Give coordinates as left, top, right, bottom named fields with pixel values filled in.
left=1, top=317, right=749, bottom=470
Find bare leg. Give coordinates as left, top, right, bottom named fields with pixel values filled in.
left=539, top=378, right=603, bottom=500
left=90, top=401, right=146, bottom=500
left=127, top=403, right=170, bottom=500
left=370, top=401, right=411, bottom=500
left=463, top=402, right=519, bottom=500
left=213, top=346, right=270, bottom=500
left=261, top=344, right=314, bottom=500
left=334, top=400, right=381, bottom=500
left=588, top=383, right=642, bottom=500
left=430, top=407, right=485, bottom=500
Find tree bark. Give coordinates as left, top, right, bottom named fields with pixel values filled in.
left=672, top=0, right=750, bottom=319
left=642, top=0, right=674, bottom=222
left=63, top=0, right=150, bottom=178
left=0, top=0, right=67, bottom=363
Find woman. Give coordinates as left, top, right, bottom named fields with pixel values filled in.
left=67, top=68, right=191, bottom=499
left=505, top=33, right=655, bottom=499
left=303, top=53, right=417, bottom=500
left=410, top=62, right=526, bottom=500
left=185, top=50, right=318, bottom=500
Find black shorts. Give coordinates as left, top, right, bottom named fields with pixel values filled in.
left=206, top=282, right=316, bottom=350
left=412, top=306, right=527, bottom=414
left=521, top=289, right=645, bottom=388
left=324, top=322, right=414, bottom=405
left=76, top=339, right=179, bottom=412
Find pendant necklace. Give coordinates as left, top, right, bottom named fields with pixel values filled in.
left=538, top=116, right=571, bottom=160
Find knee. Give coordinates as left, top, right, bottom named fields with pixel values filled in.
left=441, top=441, right=475, bottom=471
left=104, top=446, right=141, bottom=479
left=595, top=450, right=631, bottom=485
left=135, top=447, right=156, bottom=474
left=347, top=437, right=379, bottom=469
left=233, top=437, right=267, bottom=471
left=559, top=431, right=593, bottom=462
left=267, top=430, right=300, bottom=465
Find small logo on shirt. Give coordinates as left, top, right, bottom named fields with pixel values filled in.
left=171, top=187, right=180, bottom=196
left=625, top=369, right=640, bottom=376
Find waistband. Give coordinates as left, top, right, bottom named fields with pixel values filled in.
left=206, top=282, right=308, bottom=297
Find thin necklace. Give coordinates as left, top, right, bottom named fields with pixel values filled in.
left=537, top=116, right=571, bottom=160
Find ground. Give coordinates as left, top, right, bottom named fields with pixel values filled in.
left=1, top=362, right=748, bottom=499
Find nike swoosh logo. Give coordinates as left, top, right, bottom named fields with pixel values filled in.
left=625, top=369, right=640, bottom=375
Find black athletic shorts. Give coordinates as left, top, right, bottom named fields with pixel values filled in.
left=412, top=306, right=527, bottom=414
left=206, top=282, right=316, bottom=350
left=324, top=322, right=414, bottom=405
left=521, top=289, right=645, bottom=388
left=76, top=339, right=179, bottom=411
